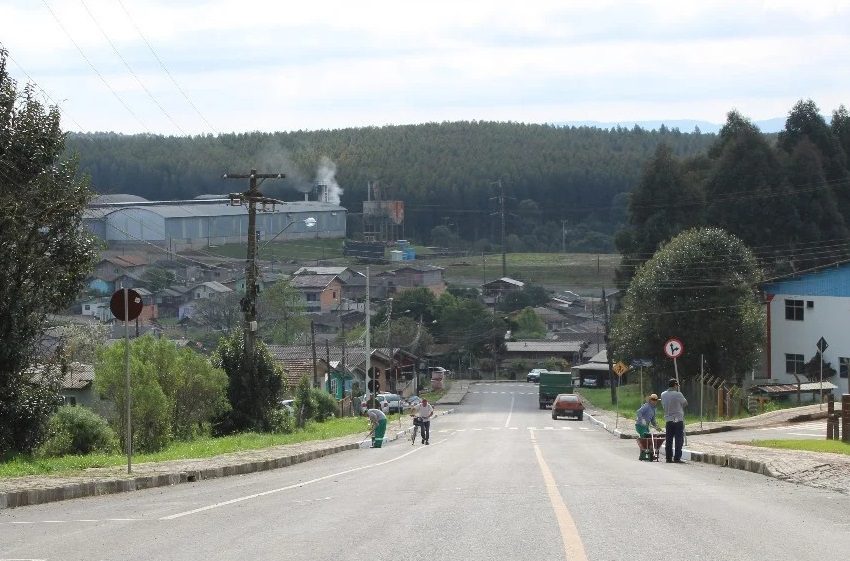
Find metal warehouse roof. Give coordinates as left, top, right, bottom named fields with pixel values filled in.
left=84, top=200, right=345, bottom=220
left=505, top=341, right=583, bottom=353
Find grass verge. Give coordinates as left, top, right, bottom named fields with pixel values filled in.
left=744, top=439, right=850, bottom=456
left=0, top=417, right=368, bottom=479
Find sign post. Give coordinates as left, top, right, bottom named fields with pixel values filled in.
left=664, top=338, right=686, bottom=445
left=612, top=362, right=628, bottom=428
left=110, top=288, right=143, bottom=474
left=817, top=336, right=829, bottom=410
left=663, top=338, right=684, bottom=383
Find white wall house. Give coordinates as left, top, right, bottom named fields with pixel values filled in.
left=763, top=265, right=850, bottom=397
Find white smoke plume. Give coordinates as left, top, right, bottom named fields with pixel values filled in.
left=315, top=156, right=343, bottom=204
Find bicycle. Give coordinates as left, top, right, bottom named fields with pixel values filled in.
left=411, top=416, right=422, bottom=445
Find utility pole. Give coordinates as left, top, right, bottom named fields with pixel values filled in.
left=603, top=288, right=617, bottom=405
left=311, top=320, right=318, bottom=388
left=562, top=220, right=567, bottom=252
left=224, top=169, right=285, bottom=367
left=490, top=179, right=507, bottom=278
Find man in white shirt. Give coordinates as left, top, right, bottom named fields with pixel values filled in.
left=415, top=398, right=435, bottom=445
left=660, top=378, right=688, bottom=463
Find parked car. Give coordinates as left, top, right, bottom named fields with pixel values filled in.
left=527, top=368, right=546, bottom=383
left=362, top=395, right=391, bottom=414
left=406, top=396, right=422, bottom=409
left=551, top=393, right=584, bottom=420
left=377, top=393, right=405, bottom=413
left=279, top=399, right=295, bottom=412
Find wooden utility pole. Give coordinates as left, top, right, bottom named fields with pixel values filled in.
left=311, top=320, right=318, bottom=388
left=224, top=169, right=285, bottom=367
left=490, top=179, right=507, bottom=278
left=603, top=288, right=617, bottom=405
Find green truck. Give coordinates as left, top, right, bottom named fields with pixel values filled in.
left=538, top=371, right=575, bottom=409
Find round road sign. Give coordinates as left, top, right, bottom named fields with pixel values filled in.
left=110, top=288, right=144, bottom=321
left=663, top=338, right=684, bottom=359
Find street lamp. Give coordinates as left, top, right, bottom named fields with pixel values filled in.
left=260, top=216, right=317, bottom=251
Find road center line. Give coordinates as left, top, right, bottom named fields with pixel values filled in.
left=161, top=442, right=432, bottom=520
left=505, top=393, right=515, bottom=427
left=532, top=440, right=589, bottom=561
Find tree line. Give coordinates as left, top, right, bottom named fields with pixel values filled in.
left=616, top=100, right=850, bottom=284
left=67, top=122, right=716, bottom=253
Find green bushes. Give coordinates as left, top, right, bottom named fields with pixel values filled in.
left=267, top=408, right=295, bottom=434
left=311, top=388, right=338, bottom=421
left=95, top=335, right=230, bottom=452
left=39, top=406, right=117, bottom=457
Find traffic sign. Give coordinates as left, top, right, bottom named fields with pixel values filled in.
left=612, top=361, right=629, bottom=377
left=110, top=288, right=143, bottom=321
left=817, top=337, right=828, bottom=353
left=664, top=338, right=684, bottom=359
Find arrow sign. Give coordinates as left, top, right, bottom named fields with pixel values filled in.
left=664, top=338, right=684, bottom=359
left=816, top=336, right=828, bottom=353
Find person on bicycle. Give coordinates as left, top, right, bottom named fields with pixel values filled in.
left=415, top=398, right=434, bottom=445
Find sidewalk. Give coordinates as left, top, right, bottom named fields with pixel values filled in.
left=1, top=408, right=455, bottom=511
left=583, top=399, right=850, bottom=494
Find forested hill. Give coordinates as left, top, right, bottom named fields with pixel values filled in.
left=66, top=122, right=716, bottom=251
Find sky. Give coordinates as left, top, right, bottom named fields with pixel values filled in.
left=1, top=0, right=849, bottom=136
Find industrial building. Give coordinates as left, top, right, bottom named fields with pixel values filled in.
left=84, top=194, right=347, bottom=250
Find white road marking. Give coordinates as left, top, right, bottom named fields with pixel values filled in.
left=161, top=444, right=432, bottom=520
left=505, top=393, right=515, bottom=427
left=508, top=427, right=519, bottom=430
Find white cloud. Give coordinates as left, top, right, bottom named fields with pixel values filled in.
left=3, top=0, right=848, bottom=134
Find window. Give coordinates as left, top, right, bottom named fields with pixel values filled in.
left=841, top=357, right=850, bottom=379
left=785, top=353, right=804, bottom=375
left=306, top=293, right=318, bottom=302
left=784, top=299, right=804, bottom=321
left=332, top=291, right=337, bottom=299
left=84, top=304, right=90, bottom=310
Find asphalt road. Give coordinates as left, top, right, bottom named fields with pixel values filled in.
left=2, top=382, right=849, bottom=561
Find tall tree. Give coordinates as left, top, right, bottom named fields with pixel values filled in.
left=611, top=228, right=764, bottom=385
left=213, top=329, right=284, bottom=434
left=703, top=111, right=798, bottom=272
left=0, top=49, right=97, bottom=454
left=614, top=143, right=703, bottom=286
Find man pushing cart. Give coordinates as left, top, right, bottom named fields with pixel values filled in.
left=635, top=393, right=662, bottom=461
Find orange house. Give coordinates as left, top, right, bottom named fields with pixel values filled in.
left=290, top=274, right=344, bottom=313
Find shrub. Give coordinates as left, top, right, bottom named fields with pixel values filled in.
left=294, top=377, right=316, bottom=428
left=311, top=389, right=338, bottom=422
left=267, top=407, right=294, bottom=434
left=39, top=406, right=118, bottom=457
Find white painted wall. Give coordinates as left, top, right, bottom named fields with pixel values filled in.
left=769, top=294, right=850, bottom=396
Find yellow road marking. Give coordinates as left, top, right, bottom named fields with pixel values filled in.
left=532, top=438, right=589, bottom=561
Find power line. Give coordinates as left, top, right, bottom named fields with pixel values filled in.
left=116, top=0, right=219, bottom=135
left=78, top=0, right=187, bottom=135
left=40, top=0, right=151, bottom=131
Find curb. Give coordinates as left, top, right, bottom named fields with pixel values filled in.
left=686, top=450, right=771, bottom=476
left=588, top=412, right=771, bottom=476
left=0, top=443, right=357, bottom=511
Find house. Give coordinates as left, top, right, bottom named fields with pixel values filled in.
left=80, top=297, right=111, bottom=321
left=266, top=344, right=407, bottom=396
left=504, top=340, right=587, bottom=367
left=762, top=264, right=850, bottom=397
left=572, top=348, right=613, bottom=388
left=482, top=277, right=525, bottom=306
left=131, top=287, right=158, bottom=322
left=290, top=274, right=344, bottom=313
left=155, top=286, right=190, bottom=317
left=190, top=281, right=234, bottom=301
left=93, top=254, right=149, bottom=280
left=294, top=267, right=368, bottom=300
left=378, top=264, right=446, bottom=297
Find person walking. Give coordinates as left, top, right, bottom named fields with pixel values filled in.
left=363, top=406, right=388, bottom=448
left=635, top=393, right=661, bottom=460
left=660, top=378, right=688, bottom=463
left=416, top=398, right=435, bottom=445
